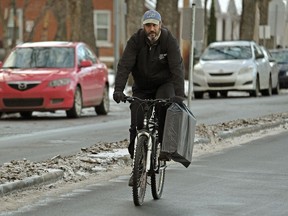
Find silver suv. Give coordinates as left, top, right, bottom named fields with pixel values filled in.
left=193, top=41, right=272, bottom=99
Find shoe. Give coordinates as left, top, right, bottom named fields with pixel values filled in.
left=159, top=152, right=171, bottom=161
left=128, top=174, right=133, bottom=187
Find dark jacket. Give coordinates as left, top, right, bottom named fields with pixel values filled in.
left=115, top=27, right=184, bottom=97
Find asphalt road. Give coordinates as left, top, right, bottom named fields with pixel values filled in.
left=3, top=129, right=288, bottom=216
left=0, top=91, right=288, bottom=164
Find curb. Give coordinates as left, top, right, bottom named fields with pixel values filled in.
left=218, top=119, right=287, bottom=139
left=0, top=169, right=64, bottom=196
left=193, top=119, right=288, bottom=145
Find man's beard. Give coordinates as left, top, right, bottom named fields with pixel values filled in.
left=147, top=31, right=160, bottom=43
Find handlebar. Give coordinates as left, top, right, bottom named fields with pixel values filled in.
left=123, top=96, right=171, bottom=104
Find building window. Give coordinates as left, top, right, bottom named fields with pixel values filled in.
left=94, top=10, right=111, bottom=46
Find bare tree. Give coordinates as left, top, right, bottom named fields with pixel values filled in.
left=1, top=0, right=97, bottom=56
left=51, top=0, right=68, bottom=41
left=203, top=0, right=208, bottom=49
left=156, top=0, right=179, bottom=39
left=124, top=0, right=145, bottom=86
left=79, top=0, right=97, bottom=53
left=258, top=0, right=273, bottom=48
left=68, top=0, right=81, bottom=42
left=43, top=0, right=96, bottom=53
left=0, top=0, right=18, bottom=52
left=25, top=0, right=55, bottom=42
left=0, top=1, right=10, bottom=52
left=125, top=0, right=145, bottom=39
left=0, top=0, right=55, bottom=57
left=207, top=0, right=216, bottom=45
left=240, top=0, right=273, bottom=46
left=240, top=0, right=258, bottom=41
left=11, top=0, right=17, bottom=48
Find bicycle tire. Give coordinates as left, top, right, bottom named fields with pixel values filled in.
left=132, top=135, right=148, bottom=206
left=151, top=141, right=166, bottom=199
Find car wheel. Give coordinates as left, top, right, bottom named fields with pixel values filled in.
left=219, top=91, right=228, bottom=97
left=250, top=76, right=260, bottom=97
left=208, top=91, right=217, bottom=98
left=194, top=92, right=203, bottom=99
left=0, top=112, right=2, bottom=118
left=272, top=80, right=280, bottom=95
left=95, top=85, right=109, bottom=115
left=262, top=76, right=272, bottom=96
left=20, top=111, right=33, bottom=119
left=66, top=87, right=82, bottom=118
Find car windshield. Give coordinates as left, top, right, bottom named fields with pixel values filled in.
left=270, top=50, right=288, bottom=64
left=2, top=47, right=75, bottom=69
left=201, top=45, right=252, bottom=61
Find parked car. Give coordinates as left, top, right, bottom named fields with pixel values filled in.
left=260, top=46, right=280, bottom=94
left=0, top=41, right=110, bottom=118
left=193, top=40, right=272, bottom=99
left=269, top=49, right=288, bottom=88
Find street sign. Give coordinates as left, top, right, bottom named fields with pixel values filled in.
left=182, top=7, right=204, bottom=41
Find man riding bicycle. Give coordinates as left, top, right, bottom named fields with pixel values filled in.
left=113, top=9, right=185, bottom=184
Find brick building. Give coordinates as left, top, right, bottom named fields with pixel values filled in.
left=0, top=0, right=117, bottom=66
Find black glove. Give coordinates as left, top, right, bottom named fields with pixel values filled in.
left=113, top=91, right=126, bottom=103
left=170, top=96, right=184, bottom=104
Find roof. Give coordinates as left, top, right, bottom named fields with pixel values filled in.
left=218, top=0, right=242, bottom=15
left=16, top=41, right=79, bottom=48
left=209, top=40, right=254, bottom=47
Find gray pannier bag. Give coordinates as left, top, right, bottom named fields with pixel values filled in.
left=161, top=102, right=197, bottom=168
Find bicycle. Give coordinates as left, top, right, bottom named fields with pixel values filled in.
left=124, top=96, right=171, bottom=206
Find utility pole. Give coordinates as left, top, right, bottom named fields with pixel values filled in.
left=187, top=3, right=196, bottom=109
left=113, top=0, right=120, bottom=75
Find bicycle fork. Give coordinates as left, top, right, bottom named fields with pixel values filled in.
left=134, top=131, right=153, bottom=173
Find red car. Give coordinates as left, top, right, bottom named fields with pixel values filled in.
left=0, top=41, right=110, bottom=118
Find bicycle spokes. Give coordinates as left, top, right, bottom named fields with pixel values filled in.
left=132, top=136, right=148, bottom=206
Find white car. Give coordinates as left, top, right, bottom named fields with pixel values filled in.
left=193, top=41, right=272, bottom=99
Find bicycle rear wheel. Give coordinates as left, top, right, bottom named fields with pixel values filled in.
left=132, top=135, right=148, bottom=206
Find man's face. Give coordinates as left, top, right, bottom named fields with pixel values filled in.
left=143, top=23, right=161, bottom=43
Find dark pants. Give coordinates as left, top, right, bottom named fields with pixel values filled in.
left=128, top=82, right=175, bottom=158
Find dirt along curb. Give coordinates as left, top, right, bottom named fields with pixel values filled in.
left=219, top=120, right=287, bottom=138
left=0, top=169, right=63, bottom=196
left=0, top=113, right=288, bottom=197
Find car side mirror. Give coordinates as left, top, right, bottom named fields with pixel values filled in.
left=79, top=60, right=93, bottom=68
left=0, top=61, right=3, bottom=68
left=256, top=53, right=264, bottom=59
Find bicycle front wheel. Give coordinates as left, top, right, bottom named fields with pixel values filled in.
left=151, top=159, right=166, bottom=199
left=132, top=135, right=148, bottom=206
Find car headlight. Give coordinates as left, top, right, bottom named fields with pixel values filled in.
left=193, top=69, right=205, bottom=76
left=49, top=78, right=71, bottom=87
left=239, top=66, right=254, bottom=74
